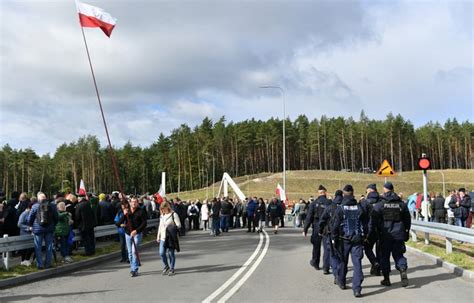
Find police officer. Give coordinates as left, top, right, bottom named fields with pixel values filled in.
left=318, top=193, right=342, bottom=285
left=360, top=183, right=381, bottom=276
left=330, top=184, right=367, bottom=298
left=303, top=185, right=331, bottom=273
left=372, top=182, right=411, bottom=287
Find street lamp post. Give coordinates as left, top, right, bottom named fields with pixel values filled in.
left=260, top=85, right=286, bottom=193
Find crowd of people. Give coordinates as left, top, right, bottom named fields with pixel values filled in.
left=0, top=183, right=471, bottom=288
left=405, top=189, right=474, bottom=227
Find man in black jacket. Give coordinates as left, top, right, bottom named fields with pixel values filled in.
left=116, top=198, right=147, bottom=277
left=303, top=185, right=331, bottom=272
left=431, top=193, right=446, bottom=223
left=360, top=184, right=381, bottom=276
left=449, top=188, right=471, bottom=227
left=372, top=182, right=411, bottom=287
left=75, top=194, right=97, bottom=256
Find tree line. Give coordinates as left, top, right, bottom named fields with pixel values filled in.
left=1, top=112, right=472, bottom=197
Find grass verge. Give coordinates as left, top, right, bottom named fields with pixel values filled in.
left=0, top=233, right=157, bottom=280
left=407, top=233, right=474, bottom=271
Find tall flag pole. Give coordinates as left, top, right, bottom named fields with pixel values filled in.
left=75, top=1, right=124, bottom=196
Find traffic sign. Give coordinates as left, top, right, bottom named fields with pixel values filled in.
left=376, top=159, right=396, bottom=177
left=417, top=157, right=432, bottom=170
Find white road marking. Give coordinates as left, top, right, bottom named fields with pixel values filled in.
left=217, top=230, right=270, bottom=303
left=202, top=231, right=264, bottom=303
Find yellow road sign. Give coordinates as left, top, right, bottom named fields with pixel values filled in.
left=376, top=160, right=396, bottom=177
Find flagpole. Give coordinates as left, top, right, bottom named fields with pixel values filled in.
left=79, top=26, right=125, bottom=197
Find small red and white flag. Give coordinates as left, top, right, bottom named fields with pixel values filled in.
left=76, top=1, right=117, bottom=37
left=78, top=179, right=87, bottom=196
left=154, top=184, right=166, bottom=204
left=276, top=183, right=287, bottom=202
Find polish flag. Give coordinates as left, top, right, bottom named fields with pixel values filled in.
left=276, top=183, right=287, bottom=202
left=78, top=179, right=87, bottom=196
left=154, top=184, right=166, bottom=203
left=76, top=1, right=117, bottom=37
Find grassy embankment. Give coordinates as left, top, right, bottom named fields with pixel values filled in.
left=172, top=169, right=474, bottom=201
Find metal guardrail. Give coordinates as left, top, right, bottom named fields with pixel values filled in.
left=410, top=220, right=474, bottom=254
left=0, top=218, right=159, bottom=270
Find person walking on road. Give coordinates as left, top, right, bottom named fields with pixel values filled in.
left=256, top=198, right=266, bottom=232
left=359, top=184, right=381, bottom=276
left=201, top=200, right=210, bottom=231
left=372, top=182, right=411, bottom=287
left=303, top=185, right=331, bottom=272
left=247, top=197, right=257, bottom=233
left=330, top=184, right=367, bottom=298
left=157, top=201, right=181, bottom=276
left=268, top=198, right=282, bottom=234
left=117, top=198, right=147, bottom=277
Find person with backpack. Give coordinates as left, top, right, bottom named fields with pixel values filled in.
left=157, top=201, right=181, bottom=276
left=372, top=182, right=411, bottom=288
left=28, top=192, right=58, bottom=269
left=303, top=185, right=331, bottom=273
left=330, top=184, right=367, bottom=298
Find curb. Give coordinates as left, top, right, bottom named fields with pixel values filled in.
left=406, top=246, right=474, bottom=283
left=0, top=241, right=156, bottom=289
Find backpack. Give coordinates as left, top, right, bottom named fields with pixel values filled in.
left=269, top=203, right=278, bottom=216
left=190, top=206, right=198, bottom=215
left=37, top=200, right=52, bottom=227
left=340, top=204, right=363, bottom=243
left=299, top=203, right=307, bottom=215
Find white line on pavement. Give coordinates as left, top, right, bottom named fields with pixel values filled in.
left=217, top=229, right=270, bottom=303
left=202, top=231, right=264, bottom=303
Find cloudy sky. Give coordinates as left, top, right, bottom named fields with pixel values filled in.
left=1, top=0, right=472, bottom=155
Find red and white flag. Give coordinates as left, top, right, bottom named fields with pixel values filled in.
left=154, top=184, right=166, bottom=203
left=76, top=1, right=117, bottom=37
left=78, top=179, right=87, bottom=196
left=276, top=183, right=287, bottom=202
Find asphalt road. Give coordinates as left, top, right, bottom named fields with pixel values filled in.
left=0, top=227, right=472, bottom=303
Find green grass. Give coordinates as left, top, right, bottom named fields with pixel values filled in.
left=171, top=169, right=474, bottom=201
left=0, top=233, right=157, bottom=280
left=407, top=233, right=474, bottom=271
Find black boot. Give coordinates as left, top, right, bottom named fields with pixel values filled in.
left=380, top=273, right=391, bottom=286
left=370, top=263, right=381, bottom=276
left=400, top=269, right=409, bottom=287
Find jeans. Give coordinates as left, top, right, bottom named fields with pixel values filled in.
left=212, top=216, right=220, bottom=235
left=455, top=218, right=465, bottom=227
left=125, top=233, right=142, bottom=272
left=119, top=233, right=128, bottom=261
left=33, top=232, right=54, bottom=268
left=220, top=215, right=230, bottom=232
left=159, top=240, right=176, bottom=269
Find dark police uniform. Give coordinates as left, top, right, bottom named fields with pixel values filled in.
left=360, top=190, right=381, bottom=275
left=372, top=189, right=411, bottom=287
left=304, top=193, right=331, bottom=271
left=330, top=190, right=367, bottom=297
left=318, top=200, right=342, bottom=283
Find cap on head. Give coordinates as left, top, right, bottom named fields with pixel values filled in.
left=335, top=189, right=343, bottom=197
left=367, top=183, right=377, bottom=191
left=384, top=182, right=394, bottom=191
left=343, top=184, right=354, bottom=193
left=318, top=184, right=327, bottom=191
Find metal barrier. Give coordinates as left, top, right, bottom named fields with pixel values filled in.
left=0, top=218, right=159, bottom=270
left=410, top=220, right=474, bottom=254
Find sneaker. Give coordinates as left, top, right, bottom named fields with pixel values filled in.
left=323, top=268, right=330, bottom=275
left=64, top=256, right=73, bottom=263
left=162, top=266, right=170, bottom=275
left=23, top=260, right=32, bottom=267
left=20, top=261, right=26, bottom=266
left=354, top=291, right=362, bottom=298
left=130, top=271, right=138, bottom=277
left=168, top=269, right=175, bottom=276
